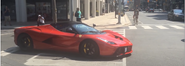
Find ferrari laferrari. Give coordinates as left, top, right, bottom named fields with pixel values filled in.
left=14, top=21, right=133, bottom=57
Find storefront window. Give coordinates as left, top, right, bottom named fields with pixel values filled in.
left=27, top=3, right=36, bottom=21
left=36, top=2, right=51, bottom=21
left=56, top=2, right=67, bottom=19
left=26, top=0, right=68, bottom=21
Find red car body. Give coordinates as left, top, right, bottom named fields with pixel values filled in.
left=14, top=22, right=133, bottom=56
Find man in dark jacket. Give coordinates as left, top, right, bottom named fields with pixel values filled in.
left=3, top=6, right=11, bottom=26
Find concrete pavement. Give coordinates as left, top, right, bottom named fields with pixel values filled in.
left=1, top=12, right=132, bottom=29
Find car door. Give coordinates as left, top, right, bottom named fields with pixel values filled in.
left=51, top=25, right=80, bottom=47
left=169, top=10, right=174, bottom=18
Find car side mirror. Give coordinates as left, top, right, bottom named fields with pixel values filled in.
left=66, top=27, right=76, bottom=34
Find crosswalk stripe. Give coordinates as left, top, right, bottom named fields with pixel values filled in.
left=141, top=26, right=153, bottom=29
left=169, top=25, right=184, bottom=29
left=129, top=26, right=137, bottom=29
left=156, top=26, right=169, bottom=29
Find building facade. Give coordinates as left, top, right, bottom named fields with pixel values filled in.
left=2, top=0, right=113, bottom=23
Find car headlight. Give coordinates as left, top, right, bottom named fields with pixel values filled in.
left=97, top=37, right=115, bottom=44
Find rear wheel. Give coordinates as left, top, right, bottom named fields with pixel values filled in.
left=167, top=15, right=170, bottom=20
left=79, top=40, right=100, bottom=57
left=171, top=16, right=175, bottom=21
left=17, top=33, right=33, bottom=51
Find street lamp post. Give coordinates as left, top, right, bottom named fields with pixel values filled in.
left=52, top=0, right=57, bottom=23
left=70, top=0, right=74, bottom=21
left=117, top=0, right=122, bottom=24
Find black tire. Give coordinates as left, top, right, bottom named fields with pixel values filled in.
left=79, top=40, right=100, bottom=57
left=17, top=33, right=34, bottom=51
left=171, top=16, right=175, bottom=21
left=167, top=16, right=170, bottom=20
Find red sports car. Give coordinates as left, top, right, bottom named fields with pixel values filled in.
left=14, top=21, right=133, bottom=57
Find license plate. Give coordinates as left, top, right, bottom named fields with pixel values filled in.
left=125, top=47, right=127, bottom=52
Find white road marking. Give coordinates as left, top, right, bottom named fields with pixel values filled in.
left=1, top=33, right=12, bottom=36
left=170, top=25, right=184, bottom=29
left=122, top=29, right=126, bottom=66
left=122, top=58, right=126, bottom=66
left=25, top=53, right=123, bottom=66
left=156, top=26, right=169, bottom=29
left=141, top=26, right=153, bottom=29
left=129, top=26, right=137, bottom=29
left=1, top=48, right=19, bottom=56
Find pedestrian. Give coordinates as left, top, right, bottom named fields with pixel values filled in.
left=102, top=8, right=104, bottom=15
left=37, top=14, right=45, bottom=26
left=75, top=8, right=82, bottom=22
left=3, top=6, right=11, bottom=26
left=133, top=5, right=139, bottom=24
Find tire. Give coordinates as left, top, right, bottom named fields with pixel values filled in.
left=167, top=16, right=170, bottom=20
left=17, top=33, right=34, bottom=51
left=79, top=40, right=100, bottom=57
left=171, top=16, right=175, bottom=21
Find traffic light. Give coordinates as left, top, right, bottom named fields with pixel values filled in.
left=147, top=0, right=149, bottom=3
left=127, top=1, right=129, bottom=3
left=130, top=0, right=132, bottom=2
left=156, top=0, right=157, bottom=2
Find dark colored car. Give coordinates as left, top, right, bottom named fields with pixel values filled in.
left=168, top=9, right=184, bottom=21
left=147, top=8, right=154, bottom=12
left=14, top=21, right=133, bottom=57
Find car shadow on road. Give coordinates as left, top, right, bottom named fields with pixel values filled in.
left=181, top=39, right=184, bottom=42
left=4, top=47, right=130, bottom=61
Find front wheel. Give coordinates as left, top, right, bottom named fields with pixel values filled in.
left=79, top=40, right=100, bottom=57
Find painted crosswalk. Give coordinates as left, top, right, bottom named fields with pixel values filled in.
left=98, top=25, right=184, bottom=30
left=141, top=26, right=153, bottom=29
left=156, top=26, right=169, bottom=29
left=102, top=25, right=184, bottom=30
left=129, top=26, right=137, bottom=29
left=169, top=25, right=184, bottom=29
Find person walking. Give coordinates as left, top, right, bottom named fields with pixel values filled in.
left=133, top=5, right=140, bottom=25
left=3, top=6, right=11, bottom=26
left=37, top=14, right=45, bottom=26
left=75, top=8, right=82, bottom=22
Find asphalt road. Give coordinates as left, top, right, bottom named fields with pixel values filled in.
left=125, top=11, right=184, bottom=66
left=1, top=11, right=185, bottom=66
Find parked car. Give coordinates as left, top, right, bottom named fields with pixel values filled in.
left=168, top=9, right=184, bottom=21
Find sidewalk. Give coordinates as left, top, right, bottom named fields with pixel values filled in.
left=1, top=12, right=131, bottom=29
left=83, top=12, right=131, bottom=29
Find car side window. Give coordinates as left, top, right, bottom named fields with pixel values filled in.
left=56, top=24, right=76, bottom=33
left=55, top=24, right=70, bottom=32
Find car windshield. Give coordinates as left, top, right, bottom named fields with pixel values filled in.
left=72, top=24, right=101, bottom=34
left=174, top=10, right=183, bottom=13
